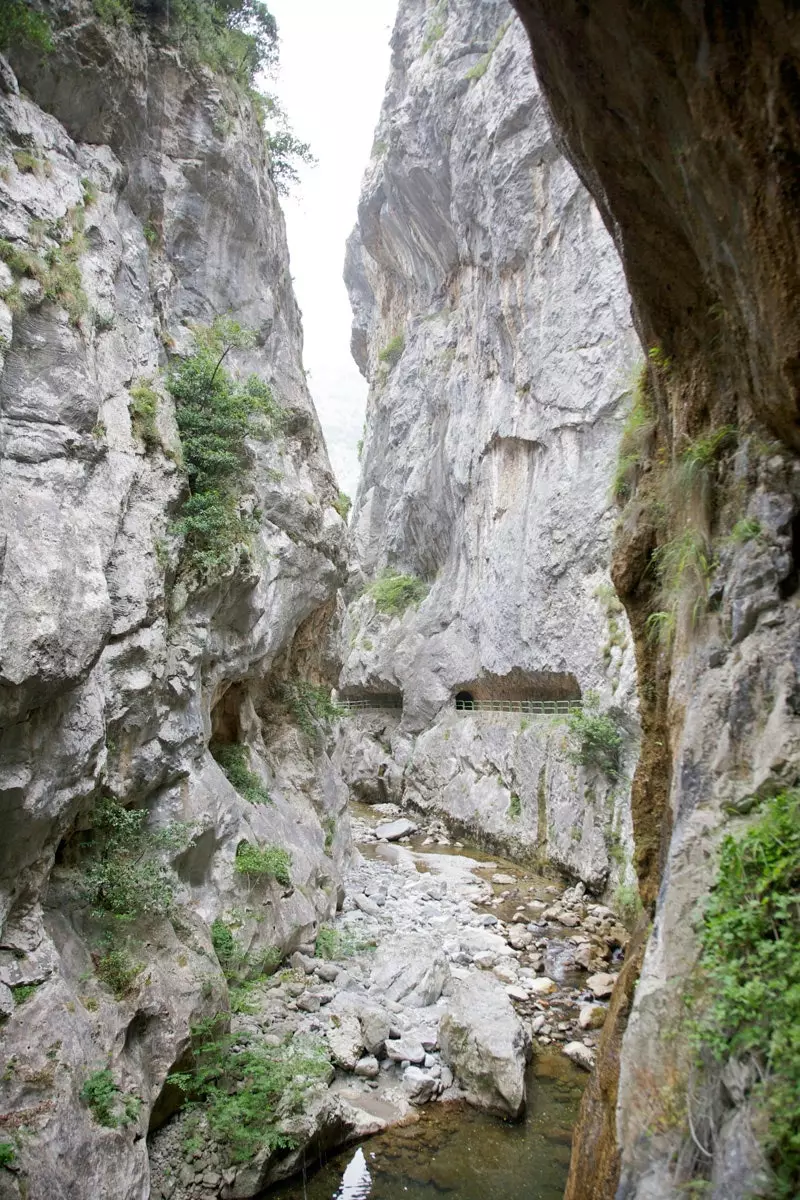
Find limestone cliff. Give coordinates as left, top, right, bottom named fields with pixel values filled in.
left=0, top=6, right=348, bottom=1196
left=507, top=3, right=800, bottom=1198
left=340, top=0, right=640, bottom=895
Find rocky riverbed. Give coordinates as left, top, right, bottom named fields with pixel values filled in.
left=149, top=805, right=630, bottom=1199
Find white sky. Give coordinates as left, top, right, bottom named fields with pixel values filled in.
left=266, top=0, right=398, bottom=499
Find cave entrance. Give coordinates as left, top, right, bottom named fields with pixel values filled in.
left=455, top=690, right=474, bottom=709
left=452, top=670, right=582, bottom=713
left=337, top=687, right=403, bottom=712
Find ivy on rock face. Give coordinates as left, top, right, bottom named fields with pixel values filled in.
left=167, top=317, right=284, bottom=581
left=691, top=790, right=800, bottom=1198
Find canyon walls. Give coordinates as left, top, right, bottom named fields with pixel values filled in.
left=340, top=0, right=641, bottom=897
left=0, top=4, right=349, bottom=1195
left=507, top=2, right=800, bottom=1197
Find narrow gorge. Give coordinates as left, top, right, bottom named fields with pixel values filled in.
left=0, top=2, right=798, bottom=1200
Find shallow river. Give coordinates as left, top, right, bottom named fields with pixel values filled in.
left=269, top=811, right=586, bottom=1200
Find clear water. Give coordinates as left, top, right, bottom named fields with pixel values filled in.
left=268, top=1053, right=585, bottom=1200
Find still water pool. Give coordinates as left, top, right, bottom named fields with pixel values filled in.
left=269, top=1053, right=584, bottom=1200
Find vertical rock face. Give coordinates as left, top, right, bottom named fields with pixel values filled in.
left=506, top=3, right=800, bottom=1198
left=341, top=0, right=640, bottom=893
left=0, top=7, right=348, bottom=1195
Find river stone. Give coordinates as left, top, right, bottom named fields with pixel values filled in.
left=586, top=971, right=618, bottom=998
left=439, top=973, right=531, bottom=1118
left=375, top=818, right=418, bottom=841
left=354, top=893, right=382, bottom=916
left=563, top=1042, right=595, bottom=1071
left=327, top=1013, right=364, bottom=1070
left=385, top=1036, right=426, bottom=1064
left=579, top=1003, right=607, bottom=1030
left=528, top=977, right=558, bottom=996
left=370, top=935, right=450, bottom=1006
left=403, top=1066, right=437, bottom=1103
left=354, top=1055, right=380, bottom=1079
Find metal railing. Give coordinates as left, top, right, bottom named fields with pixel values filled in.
left=454, top=699, right=582, bottom=714
left=336, top=696, right=403, bottom=712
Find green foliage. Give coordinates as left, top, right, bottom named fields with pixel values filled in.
left=465, top=18, right=511, bottom=80
left=729, top=517, right=763, bottom=544
left=234, top=841, right=292, bottom=888
left=378, top=332, right=405, bottom=367
left=81, top=177, right=98, bottom=206
left=129, top=379, right=160, bottom=449
left=421, top=0, right=447, bottom=52
left=81, top=795, right=193, bottom=923
left=651, top=527, right=716, bottom=630
left=367, top=570, right=428, bottom=616
left=0, top=214, right=88, bottom=326
left=612, top=364, right=655, bottom=503
left=93, top=0, right=133, bottom=24
left=0, top=0, right=53, bottom=51
left=679, top=425, right=737, bottom=485
left=645, top=609, right=676, bottom=648
left=211, top=741, right=272, bottom=805
left=96, top=947, right=142, bottom=999
left=614, top=882, right=643, bottom=930
left=142, top=222, right=159, bottom=245
left=167, top=317, right=284, bottom=580
left=80, top=1068, right=140, bottom=1128
left=211, top=919, right=237, bottom=976
left=0, top=1143, right=15, bottom=1168
left=334, top=491, right=352, bottom=521
left=567, top=701, right=623, bottom=779
left=647, top=344, right=672, bottom=372
left=11, top=983, right=40, bottom=1006
left=12, top=149, right=46, bottom=175
left=285, top=681, right=345, bottom=736
left=265, top=129, right=315, bottom=194
left=168, top=1020, right=330, bottom=1164
left=691, top=790, right=800, bottom=1198
left=314, top=924, right=362, bottom=960
left=508, top=793, right=522, bottom=820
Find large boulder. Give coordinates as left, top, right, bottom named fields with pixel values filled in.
left=439, top=973, right=531, bottom=1117
left=370, top=935, right=450, bottom=1007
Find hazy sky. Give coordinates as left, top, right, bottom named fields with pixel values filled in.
left=267, top=0, right=398, bottom=499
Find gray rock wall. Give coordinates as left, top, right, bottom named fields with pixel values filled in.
left=340, top=0, right=640, bottom=894
left=0, top=9, right=348, bottom=1195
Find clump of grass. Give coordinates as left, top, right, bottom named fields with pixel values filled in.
left=11, top=982, right=40, bottom=1006
left=678, top=425, right=737, bottom=488
left=465, top=17, right=512, bottom=80
left=377, top=332, right=405, bottom=368
left=81, top=177, right=98, bottom=206
left=128, top=378, right=160, bottom=449
left=611, top=363, right=656, bottom=503
left=421, top=0, right=447, bottom=52
left=80, top=1068, right=140, bottom=1128
left=334, top=491, right=352, bottom=521
left=689, top=790, right=800, bottom=1198
left=234, top=842, right=292, bottom=888
left=367, top=570, right=428, bottom=616
left=728, top=517, right=763, bottom=544
left=12, top=148, right=49, bottom=177
left=95, top=947, right=142, bottom=999
left=314, top=924, right=363, bottom=960
left=211, top=742, right=272, bottom=805
left=0, top=1143, right=15, bottom=1168
left=508, top=793, right=522, bottom=820
left=649, top=526, right=717, bottom=639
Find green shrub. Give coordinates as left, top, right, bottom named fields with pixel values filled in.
left=567, top=703, right=623, bottom=779
left=508, top=793, right=522, bottom=820
left=0, top=0, right=53, bottom=51
left=614, top=882, right=642, bottom=930
left=690, top=790, right=800, bottom=1198
left=93, top=0, right=133, bottom=24
left=81, top=177, right=98, bottom=206
left=265, top=129, right=315, bottom=194
left=334, top=491, right=352, bottom=521
left=234, top=842, right=292, bottom=888
left=729, top=517, right=762, bottom=544
left=168, top=1020, right=329, bottom=1164
left=421, top=0, right=447, bottom=52
left=11, top=983, right=40, bottom=1006
left=0, top=1143, right=15, bottom=1168
left=81, top=795, right=193, bottom=923
left=129, top=379, right=160, bottom=449
left=285, top=681, right=345, bottom=736
left=314, top=924, right=361, bottom=960
left=378, top=332, right=405, bottom=367
left=211, top=742, right=272, bottom=805
left=167, top=317, right=284, bottom=580
left=80, top=1068, right=140, bottom=1128
left=96, top=947, right=142, bottom=998
left=367, top=570, right=428, bottom=616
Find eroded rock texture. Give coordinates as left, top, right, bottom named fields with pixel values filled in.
left=340, top=0, right=640, bottom=894
left=508, top=2, right=800, bottom=1197
left=0, top=7, right=348, bottom=1195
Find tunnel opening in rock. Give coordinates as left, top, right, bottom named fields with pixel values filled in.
left=453, top=670, right=582, bottom=710
left=338, top=686, right=403, bottom=711
left=210, top=682, right=246, bottom=745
